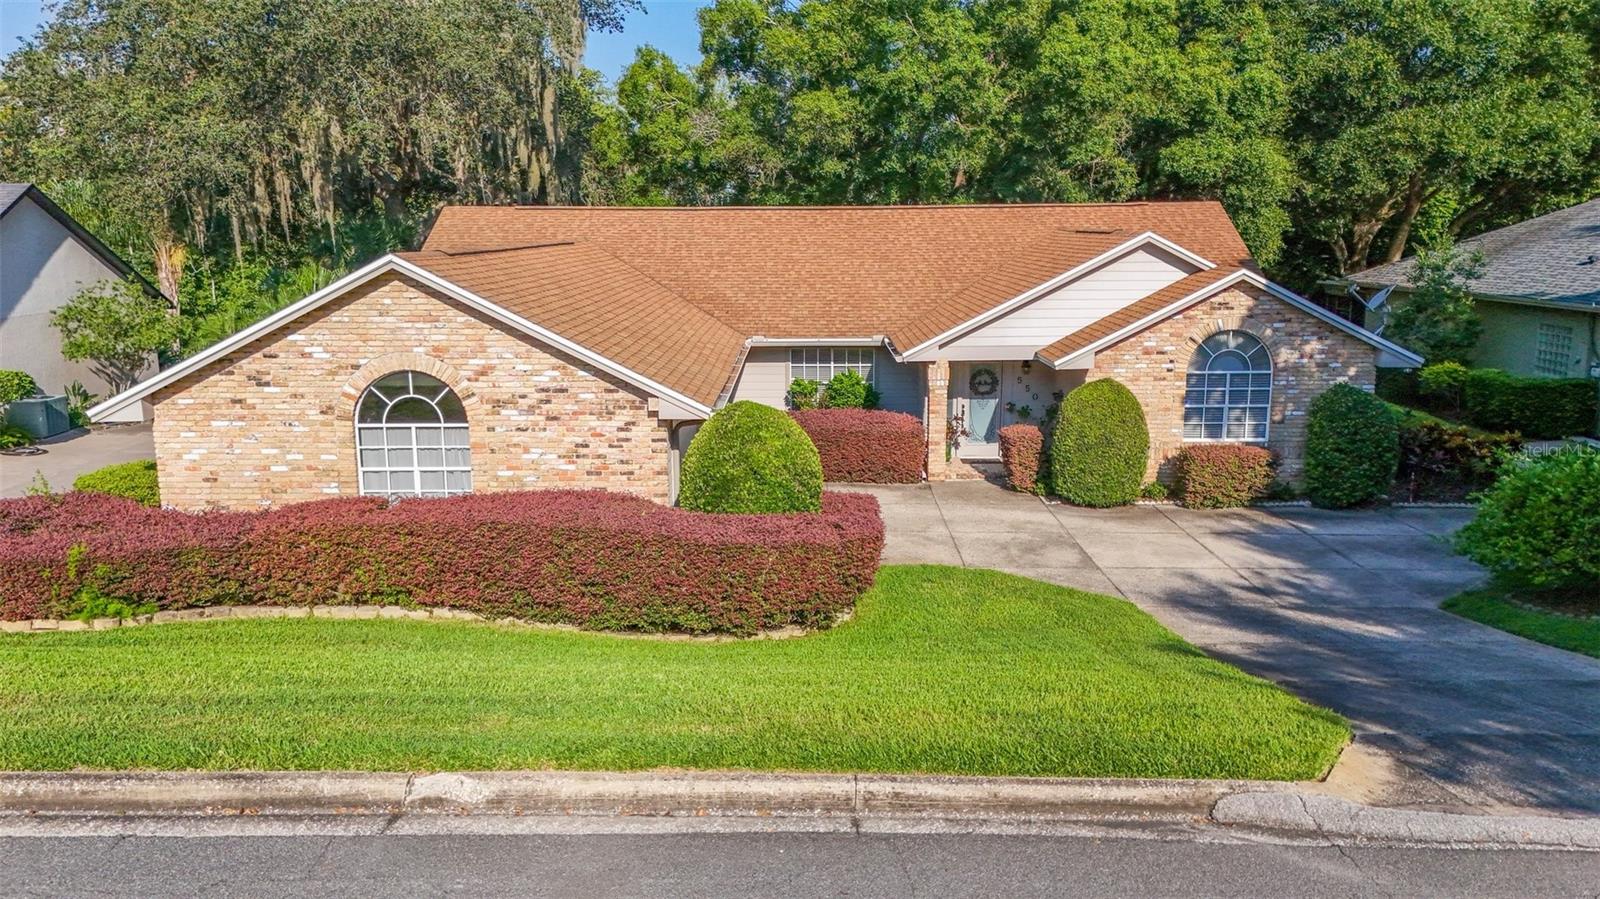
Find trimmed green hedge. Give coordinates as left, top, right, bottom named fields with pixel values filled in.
left=73, top=459, right=160, bottom=507
left=1304, top=384, right=1398, bottom=509
left=1049, top=379, right=1148, bottom=507
left=1463, top=369, right=1596, bottom=439
left=1456, top=448, right=1600, bottom=598
left=680, top=401, right=823, bottom=513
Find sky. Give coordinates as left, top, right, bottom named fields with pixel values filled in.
left=0, top=0, right=708, bottom=83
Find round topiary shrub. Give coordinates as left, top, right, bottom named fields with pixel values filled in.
left=1049, top=379, right=1148, bottom=507
left=73, top=459, right=160, bottom=507
left=680, top=401, right=823, bottom=513
left=1304, top=383, right=1399, bottom=508
left=1455, top=448, right=1600, bottom=598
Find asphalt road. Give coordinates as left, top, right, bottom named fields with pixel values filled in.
left=3, top=829, right=1598, bottom=898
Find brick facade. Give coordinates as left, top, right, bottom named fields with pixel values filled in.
left=1086, top=284, right=1376, bottom=483
left=151, top=273, right=671, bottom=510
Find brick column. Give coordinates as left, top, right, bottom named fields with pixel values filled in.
left=924, top=360, right=949, bottom=481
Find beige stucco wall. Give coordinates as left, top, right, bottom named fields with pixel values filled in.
left=1087, top=285, right=1378, bottom=483
left=0, top=195, right=155, bottom=397
left=150, top=272, right=671, bottom=510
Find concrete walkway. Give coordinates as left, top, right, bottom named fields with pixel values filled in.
left=0, top=422, right=154, bottom=498
left=843, top=481, right=1600, bottom=816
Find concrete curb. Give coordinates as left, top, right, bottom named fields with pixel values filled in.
left=1212, top=792, right=1600, bottom=850
left=6, top=772, right=1597, bottom=849
left=0, top=771, right=1244, bottom=821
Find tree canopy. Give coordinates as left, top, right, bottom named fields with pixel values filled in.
left=2, top=0, right=1596, bottom=356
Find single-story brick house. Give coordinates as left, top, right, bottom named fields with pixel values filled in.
left=90, top=203, right=1421, bottom=509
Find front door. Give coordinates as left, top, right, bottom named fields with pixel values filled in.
left=951, top=363, right=1002, bottom=460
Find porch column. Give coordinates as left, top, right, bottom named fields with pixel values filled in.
left=924, top=360, right=949, bottom=481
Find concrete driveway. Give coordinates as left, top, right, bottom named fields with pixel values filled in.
left=844, top=481, right=1600, bottom=816
left=0, top=422, right=154, bottom=498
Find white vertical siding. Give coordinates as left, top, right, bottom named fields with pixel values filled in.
left=728, top=345, right=924, bottom=417
left=939, top=245, right=1196, bottom=354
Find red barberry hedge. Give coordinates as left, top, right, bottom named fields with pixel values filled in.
left=998, top=424, right=1046, bottom=493
left=1173, top=444, right=1277, bottom=509
left=790, top=409, right=923, bottom=483
left=0, top=489, right=884, bottom=636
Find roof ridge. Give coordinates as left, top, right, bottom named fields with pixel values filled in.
left=435, top=241, right=576, bottom=257
left=573, top=242, right=750, bottom=338
left=437, top=200, right=1235, bottom=212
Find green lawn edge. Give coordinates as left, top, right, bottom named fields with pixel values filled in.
left=0, top=564, right=1349, bottom=780
left=1442, top=589, right=1600, bottom=660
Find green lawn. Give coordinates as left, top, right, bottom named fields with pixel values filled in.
left=1443, top=589, right=1600, bottom=660
left=0, top=565, right=1348, bottom=779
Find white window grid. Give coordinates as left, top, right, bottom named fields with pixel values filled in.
left=1183, top=331, right=1272, bottom=442
left=789, top=347, right=875, bottom=384
left=1534, top=324, right=1574, bottom=377
left=355, top=371, right=472, bottom=499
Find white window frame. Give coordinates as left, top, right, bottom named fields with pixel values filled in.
left=788, top=347, right=876, bottom=385
left=355, top=371, right=472, bottom=498
left=1533, top=323, right=1574, bottom=378
left=1183, top=331, right=1272, bottom=443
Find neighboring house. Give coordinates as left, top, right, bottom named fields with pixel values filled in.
left=90, top=202, right=1418, bottom=510
left=0, top=184, right=161, bottom=404
left=1336, top=198, right=1600, bottom=380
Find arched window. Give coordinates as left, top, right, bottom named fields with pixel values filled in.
left=355, top=371, right=471, bottom=497
left=1184, top=331, right=1271, bottom=442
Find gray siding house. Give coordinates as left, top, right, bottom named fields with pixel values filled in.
left=1, top=183, right=159, bottom=404
left=1340, top=198, right=1600, bottom=379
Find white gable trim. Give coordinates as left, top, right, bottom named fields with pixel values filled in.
left=1042, top=270, right=1426, bottom=370
left=87, top=255, right=715, bottom=422
left=898, top=232, right=1215, bottom=361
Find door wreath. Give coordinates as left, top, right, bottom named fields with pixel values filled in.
left=968, top=367, right=999, bottom=397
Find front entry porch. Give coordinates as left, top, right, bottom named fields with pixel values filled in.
left=947, top=360, right=1073, bottom=462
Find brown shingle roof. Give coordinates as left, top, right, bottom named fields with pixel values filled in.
left=422, top=203, right=1253, bottom=339
left=397, top=243, right=746, bottom=407
left=414, top=202, right=1256, bottom=403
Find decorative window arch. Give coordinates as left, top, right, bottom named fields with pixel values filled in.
left=355, top=371, right=472, bottom=497
left=1183, top=331, right=1272, bottom=442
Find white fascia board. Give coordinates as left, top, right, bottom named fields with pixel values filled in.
left=87, top=254, right=401, bottom=421
left=1044, top=270, right=1428, bottom=370
left=745, top=336, right=886, bottom=346
left=1256, top=279, right=1425, bottom=368
left=390, top=258, right=714, bottom=416
left=88, top=255, right=714, bottom=422
left=897, top=232, right=1216, bottom=361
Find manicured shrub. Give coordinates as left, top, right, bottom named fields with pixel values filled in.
left=821, top=370, right=879, bottom=409
left=1417, top=361, right=1469, bottom=416
left=0, top=424, right=33, bottom=449
left=790, top=409, right=922, bottom=483
left=1304, top=383, right=1399, bottom=509
left=0, top=370, right=38, bottom=404
left=787, top=378, right=822, bottom=410
left=1463, top=369, right=1597, bottom=438
left=72, top=459, right=160, bottom=507
left=680, top=401, right=823, bottom=513
left=1173, top=444, right=1276, bottom=509
left=998, top=424, right=1046, bottom=493
left=1456, top=448, right=1600, bottom=598
left=1395, top=420, right=1520, bottom=502
left=0, top=489, right=885, bottom=635
left=1049, top=379, right=1148, bottom=508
